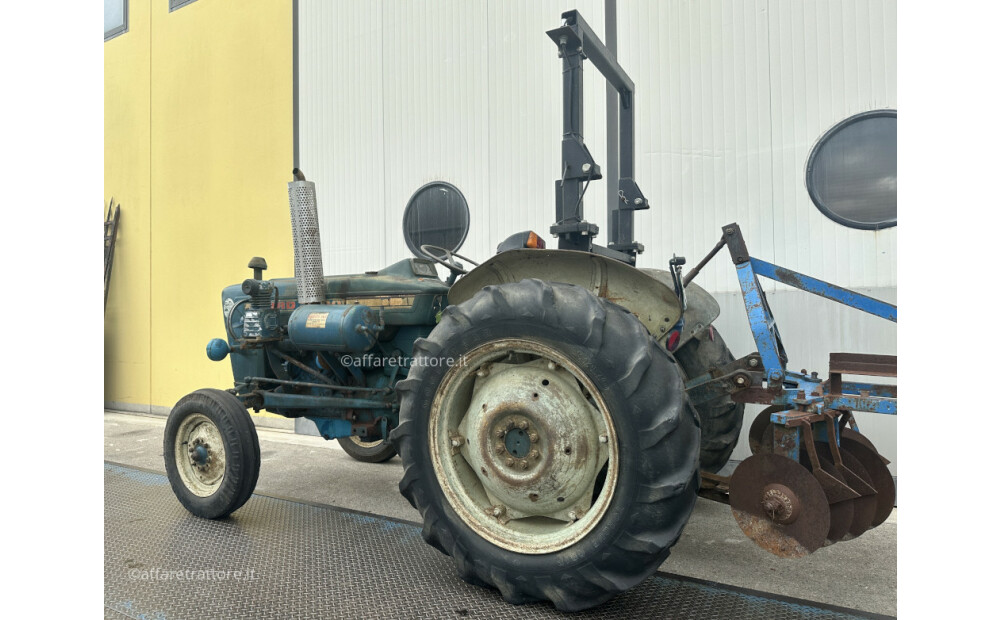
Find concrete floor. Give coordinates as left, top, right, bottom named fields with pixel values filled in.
left=104, top=410, right=896, bottom=617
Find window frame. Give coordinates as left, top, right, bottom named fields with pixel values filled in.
left=805, top=109, right=897, bottom=231
left=170, top=0, right=200, bottom=12
left=104, top=0, right=128, bottom=42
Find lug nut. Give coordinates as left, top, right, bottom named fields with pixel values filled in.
left=529, top=432, right=539, bottom=443
left=519, top=460, right=529, bottom=470
left=547, top=361, right=556, bottom=370
left=492, top=505, right=506, bottom=517
left=505, top=457, right=515, bottom=467
left=495, top=443, right=505, bottom=454
left=506, top=420, right=515, bottom=430
left=477, top=368, right=489, bottom=378
left=599, top=434, right=608, bottom=443
left=568, top=511, right=579, bottom=521
left=518, top=420, right=528, bottom=430
left=529, top=450, right=540, bottom=460
left=496, top=429, right=505, bottom=438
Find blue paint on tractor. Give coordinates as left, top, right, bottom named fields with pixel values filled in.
left=735, top=262, right=785, bottom=379
left=750, top=257, right=897, bottom=322
left=310, top=418, right=354, bottom=440
left=718, top=223, right=897, bottom=461
left=206, top=338, right=230, bottom=361
left=287, top=304, right=382, bottom=353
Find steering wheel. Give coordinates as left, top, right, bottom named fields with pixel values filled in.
left=420, top=244, right=480, bottom=275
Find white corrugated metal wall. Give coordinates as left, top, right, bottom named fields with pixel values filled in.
left=298, top=0, right=897, bottom=472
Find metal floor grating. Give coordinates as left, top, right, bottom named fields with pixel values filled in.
left=105, top=462, right=889, bottom=620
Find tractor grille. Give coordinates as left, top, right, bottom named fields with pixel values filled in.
left=288, top=180, right=325, bottom=305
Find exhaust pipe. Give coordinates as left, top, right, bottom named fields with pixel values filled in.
left=287, top=169, right=325, bottom=305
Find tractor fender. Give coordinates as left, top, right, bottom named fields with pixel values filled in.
left=448, top=249, right=687, bottom=346
left=640, top=268, right=721, bottom=350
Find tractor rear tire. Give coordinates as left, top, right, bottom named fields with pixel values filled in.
left=674, top=326, right=745, bottom=473
left=390, top=280, right=700, bottom=611
left=336, top=436, right=397, bottom=463
left=164, top=389, right=260, bottom=519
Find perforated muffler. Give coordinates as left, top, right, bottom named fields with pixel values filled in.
left=287, top=171, right=325, bottom=305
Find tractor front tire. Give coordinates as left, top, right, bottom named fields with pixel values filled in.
left=336, top=436, right=397, bottom=463
left=674, top=327, right=745, bottom=473
left=390, top=280, right=700, bottom=611
left=164, top=389, right=260, bottom=519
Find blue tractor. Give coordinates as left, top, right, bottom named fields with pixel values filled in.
left=164, top=10, right=895, bottom=611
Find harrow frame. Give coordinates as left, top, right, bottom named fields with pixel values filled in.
left=684, top=223, right=897, bottom=556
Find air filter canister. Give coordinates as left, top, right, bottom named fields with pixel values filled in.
left=288, top=179, right=326, bottom=304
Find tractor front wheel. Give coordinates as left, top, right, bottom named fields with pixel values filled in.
left=163, top=389, right=260, bottom=519
left=391, top=280, right=700, bottom=611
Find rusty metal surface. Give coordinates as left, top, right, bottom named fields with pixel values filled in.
left=829, top=353, right=897, bottom=378
left=685, top=354, right=765, bottom=406
left=643, top=271, right=720, bottom=348
left=448, top=249, right=683, bottom=343
left=105, top=462, right=887, bottom=620
left=834, top=447, right=878, bottom=539
left=840, top=437, right=896, bottom=527
left=682, top=237, right=727, bottom=287
left=748, top=406, right=786, bottom=455
left=800, top=448, right=854, bottom=544
left=841, top=428, right=891, bottom=466
left=730, top=454, right=830, bottom=559
left=723, top=223, right=751, bottom=265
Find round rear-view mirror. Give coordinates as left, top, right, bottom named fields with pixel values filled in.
left=806, top=109, right=897, bottom=230
left=402, top=182, right=471, bottom=259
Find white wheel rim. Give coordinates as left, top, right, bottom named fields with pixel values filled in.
left=174, top=413, right=227, bottom=497
left=429, top=338, right=619, bottom=554
left=349, top=436, right=385, bottom=449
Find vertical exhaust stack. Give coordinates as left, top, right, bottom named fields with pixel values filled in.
left=288, top=169, right=326, bottom=305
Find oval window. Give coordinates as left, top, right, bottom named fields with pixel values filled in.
left=806, top=110, right=897, bottom=230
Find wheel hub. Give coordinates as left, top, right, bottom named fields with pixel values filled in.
left=459, top=359, right=602, bottom=519
left=760, top=483, right=799, bottom=524
left=174, top=413, right=227, bottom=497
left=188, top=438, right=213, bottom=471
left=429, top=339, right=619, bottom=554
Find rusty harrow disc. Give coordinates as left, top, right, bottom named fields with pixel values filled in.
left=747, top=406, right=783, bottom=455
left=800, top=447, right=854, bottom=544
left=842, top=427, right=891, bottom=465
left=840, top=435, right=895, bottom=527
left=730, top=453, right=830, bottom=558
left=833, top=446, right=878, bottom=538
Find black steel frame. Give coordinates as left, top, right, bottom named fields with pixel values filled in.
left=546, top=10, right=648, bottom=264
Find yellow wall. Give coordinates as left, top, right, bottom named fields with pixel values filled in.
left=106, top=0, right=294, bottom=412
left=105, top=0, right=152, bottom=406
